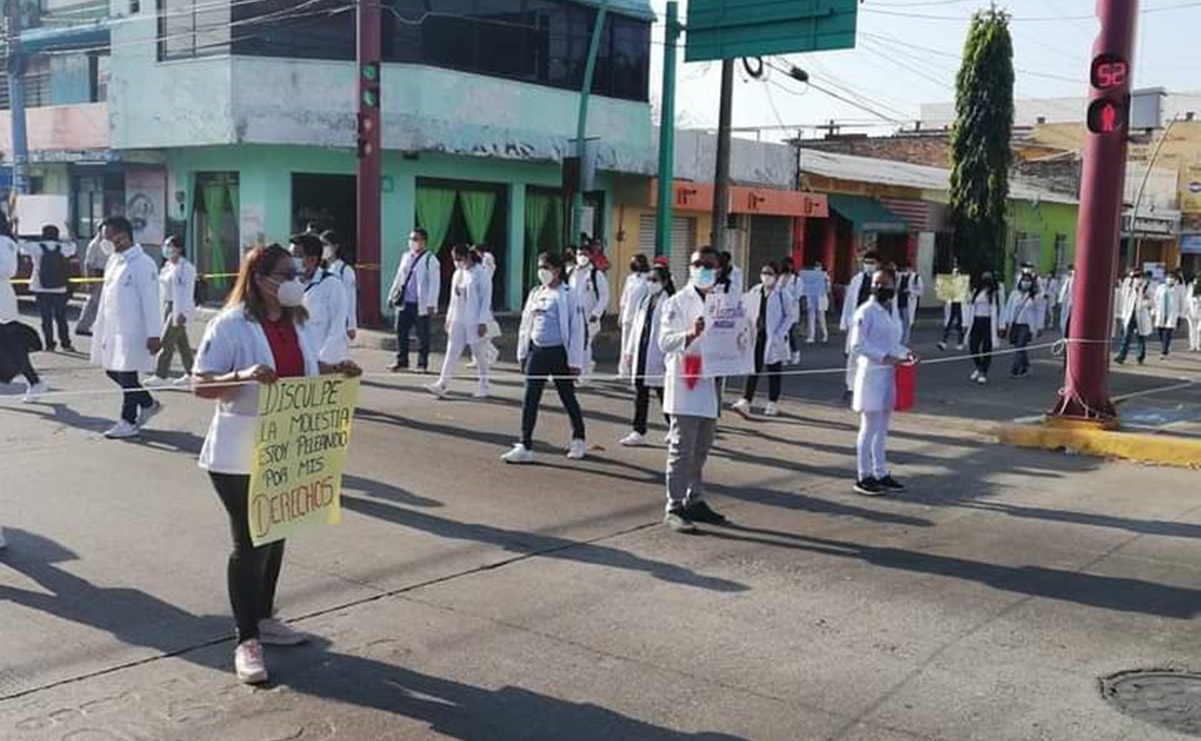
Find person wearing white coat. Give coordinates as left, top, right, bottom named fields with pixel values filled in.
left=1116, top=272, right=1153, bottom=365
left=619, top=265, right=671, bottom=447
left=1001, top=275, right=1045, bottom=378
left=0, top=213, right=45, bottom=402
left=659, top=247, right=731, bottom=534
left=90, top=216, right=162, bottom=439
left=1058, top=266, right=1075, bottom=336
left=502, top=252, right=588, bottom=464
left=1153, top=273, right=1184, bottom=358
left=428, top=245, right=493, bottom=398
left=467, top=247, right=501, bottom=368
left=322, top=230, right=357, bottom=342
left=619, top=254, right=651, bottom=339
left=568, top=247, right=610, bottom=383
left=387, top=228, right=441, bottom=372
left=850, top=269, right=914, bottom=497
left=145, top=235, right=197, bottom=387
left=290, top=234, right=349, bottom=365
left=965, top=274, right=1004, bottom=384
left=733, top=262, right=793, bottom=417
left=805, top=262, right=831, bottom=344
left=895, top=261, right=924, bottom=346
left=1187, top=279, right=1201, bottom=352
left=841, top=252, right=885, bottom=399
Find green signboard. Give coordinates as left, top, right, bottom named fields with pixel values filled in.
left=685, top=0, right=859, bottom=63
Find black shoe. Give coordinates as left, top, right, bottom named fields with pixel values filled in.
left=387, top=362, right=409, bottom=372
left=878, top=475, right=907, bottom=493
left=685, top=500, right=728, bottom=525
left=1114, top=357, right=1126, bottom=365
left=61, top=344, right=75, bottom=353
left=664, top=509, right=697, bottom=534
left=74, top=329, right=92, bottom=337
left=44, top=341, right=56, bottom=353
left=854, top=478, right=886, bottom=496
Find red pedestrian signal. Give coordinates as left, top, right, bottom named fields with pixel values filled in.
left=1087, top=97, right=1128, bottom=135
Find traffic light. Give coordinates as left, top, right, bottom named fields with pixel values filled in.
left=360, top=60, right=380, bottom=109
left=356, top=113, right=374, bottom=159
left=1086, top=53, right=1129, bottom=136
left=357, top=60, right=380, bottom=160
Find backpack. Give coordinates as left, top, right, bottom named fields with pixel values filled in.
left=39, top=243, right=70, bottom=290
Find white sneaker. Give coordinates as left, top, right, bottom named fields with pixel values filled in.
left=969, top=370, right=981, bottom=382
left=501, top=444, right=534, bottom=464
left=791, top=351, right=801, bottom=364
left=619, top=431, right=646, bottom=447
left=425, top=382, right=448, bottom=399
left=22, top=381, right=47, bottom=403
left=805, top=338, right=815, bottom=345
left=472, top=386, right=491, bottom=399
left=976, top=375, right=988, bottom=385
left=234, top=639, right=268, bottom=684
left=763, top=402, right=779, bottom=417
left=259, top=616, right=309, bottom=646
left=142, top=376, right=170, bottom=388
left=731, top=399, right=752, bottom=416
left=955, top=344, right=966, bottom=351
left=137, top=401, right=163, bottom=428
left=566, top=439, right=588, bottom=460
left=172, top=375, right=192, bottom=387
left=936, top=342, right=947, bottom=351
left=103, top=420, right=140, bottom=439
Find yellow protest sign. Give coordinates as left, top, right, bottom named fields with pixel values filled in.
left=248, top=376, right=360, bottom=546
left=935, top=274, right=970, bottom=303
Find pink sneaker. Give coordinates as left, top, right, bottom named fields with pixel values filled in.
left=234, top=639, right=268, bottom=684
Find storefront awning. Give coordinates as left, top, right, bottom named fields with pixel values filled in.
left=826, top=194, right=909, bottom=233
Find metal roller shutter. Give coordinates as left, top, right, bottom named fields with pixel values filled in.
left=637, top=213, right=696, bottom=288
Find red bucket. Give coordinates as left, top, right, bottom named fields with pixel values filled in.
left=894, top=362, right=916, bottom=412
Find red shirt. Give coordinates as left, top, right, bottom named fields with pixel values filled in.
left=262, top=316, right=305, bottom=378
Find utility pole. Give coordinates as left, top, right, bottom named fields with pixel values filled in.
left=710, top=59, right=734, bottom=251
left=1049, top=0, right=1139, bottom=425
left=571, top=0, right=610, bottom=243
left=5, top=0, right=29, bottom=200
left=355, top=0, right=382, bottom=325
left=654, top=1, right=681, bottom=259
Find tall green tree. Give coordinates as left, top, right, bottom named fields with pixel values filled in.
left=949, top=6, right=1015, bottom=277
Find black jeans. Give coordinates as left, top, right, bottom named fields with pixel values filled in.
left=395, top=303, right=431, bottom=369
left=209, top=473, right=285, bottom=643
left=1009, top=323, right=1033, bottom=375
left=969, top=318, right=993, bottom=374
left=521, top=345, right=586, bottom=449
left=36, top=293, right=70, bottom=349
left=1116, top=316, right=1146, bottom=363
left=105, top=370, right=153, bottom=424
left=633, top=380, right=667, bottom=435
left=744, top=332, right=782, bottom=403
left=942, top=303, right=964, bottom=345
left=1159, top=327, right=1175, bottom=356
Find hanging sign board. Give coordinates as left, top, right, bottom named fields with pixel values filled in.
left=685, top=0, right=859, bottom=63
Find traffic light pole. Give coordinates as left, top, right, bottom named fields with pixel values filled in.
left=710, top=59, right=734, bottom=252
left=1049, top=0, right=1140, bottom=425
left=356, top=0, right=382, bottom=326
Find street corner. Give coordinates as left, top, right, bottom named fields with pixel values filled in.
left=997, top=418, right=1201, bottom=469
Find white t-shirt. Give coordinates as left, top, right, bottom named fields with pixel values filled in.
left=20, top=240, right=78, bottom=294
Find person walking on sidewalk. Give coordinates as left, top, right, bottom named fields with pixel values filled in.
left=291, top=233, right=349, bottom=365
left=732, top=261, right=792, bottom=418
left=21, top=225, right=77, bottom=353
left=1001, top=272, right=1045, bottom=379
left=427, top=244, right=492, bottom=399
left=619, top=253, right=651, bottom=353
left=90, top=217, right=163, bottom=439
left=502, top=252, right=588, bottom=464
left=850, top=268, right=915, bottom=497
left=1153, top=272, right=1183, bottom=359
left=75, top=231, right=111, bottom=337
left=322, top=230, right=358, bottom=344
left=619, top=264, right=672, bottom=447
left=387, top=228, right=440, bottom=373
left=145, top=236, right=196, bottom=387
left=0, top=213, right=47, bottom=402
left=1115, top=271, right=1153, bottom=365
left=659, top=247, right=731, bottom=534
left=965, top=273, right=1003, bottom=385
left=193, top=243, right=361, bottom=685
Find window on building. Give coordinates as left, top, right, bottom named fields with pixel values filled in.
left=230, top=0, right=354, bottom=60
left=23, top=57, right=52, bottom=108
left=157, top=0, right=231, bottom=60
left=89, top=53, right=110, bottom=102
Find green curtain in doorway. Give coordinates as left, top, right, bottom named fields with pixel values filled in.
left=525, top=193, right=553, bottom=290
left=459, top=190, right=496, bottom=247
left=200, top=181, right=228, bottom=291
left=548, top=195, right=564, bottom=249
left=224, top=180, right=240, bottom=291
left=416, top=187, right=457, bottom=256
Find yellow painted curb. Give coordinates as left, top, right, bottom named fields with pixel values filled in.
left=997, top=423, right=1201, bottom=469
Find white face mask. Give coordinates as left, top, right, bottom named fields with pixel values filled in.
left=538, top=268, right=555, bottom=286
left=322, top=245, right=335, bottom=262
left=100, top=239, right=116, bottom=256
left=275, top=279, right=305, bottom=307
left=576, top=254, right=591, bottom=268
left=408, top=240, right=422, bottom=252
left=454, top=260, right=468, bottom=271
left=762, top=274, right=777, bottom=288
left=691, top=266, right=717, bottom=290
left=647, top=280, right=664, bottom=295
left=863, top=262, right=877, bottom=274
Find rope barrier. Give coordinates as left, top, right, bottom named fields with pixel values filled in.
left=8, top=263, right=384, bottom=286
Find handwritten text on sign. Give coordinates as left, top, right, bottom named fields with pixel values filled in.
left=249, top=376, right=360, bottom=546
left=701, top=292, right=754, bottom=378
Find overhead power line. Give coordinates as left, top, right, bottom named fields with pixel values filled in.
left=862, top=1, right=1201, bottom=21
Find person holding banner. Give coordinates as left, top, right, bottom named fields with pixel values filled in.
left=193, top=243, right=361, bottom=685
left=936, top=267, right=968, bottom=352
left=850, top=268, right=915, bottom=497
left=733, top=262, right=793, bottom=418
left=427, top=244, right=492, bottom=399
left=503, top=252, right=588, bottom=464
left=619, top=264, right=672, bottom=447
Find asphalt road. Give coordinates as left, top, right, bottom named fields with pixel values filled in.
left=1, top=311, right=1201, bottom=740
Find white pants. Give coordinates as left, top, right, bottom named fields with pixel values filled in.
left=857, top=410, right=892, bottom=480
left=437, top=323, right=490, bottom=390
left=807, top=305, right=828, bottom=342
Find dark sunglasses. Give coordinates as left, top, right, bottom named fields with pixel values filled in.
left=691, top=261, right=716, bottom=269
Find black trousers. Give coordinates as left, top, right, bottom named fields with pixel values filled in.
left=395, top=303, right=431, bottom=369
left=942, top=304, right=965, bottom=345
left=633, top=380, right=667, bottom=435
left=209, top=473, right=285, bottom=643
left=1160, top=327, right=1175, bottom=355
left=744, top=332, right=782, bottom=403
left=521, top=345, right=586, bottom=449
left=969, top=318, right=993, bottom=374
left=1010, top=323, right=1033, bottom=375
left=105, top=370, right=153, bottom=424
left=36, top=293, right=70, bottom=349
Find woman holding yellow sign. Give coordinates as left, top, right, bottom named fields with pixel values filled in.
left=192, top=243, right=361, bottom=686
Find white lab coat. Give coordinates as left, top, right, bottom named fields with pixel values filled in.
left=898, top=271, right=924, bottom=328
left=620, top=289, right=668, bottom=388
left=842, top=271, right=897, bottom=346
left=1189, top=284, right=1201, bottom=322
left=330, top=258, right=358, bottom=332
left=1118, top=281, right=1154, bottom=336
left=1153, top=283, right=1183, bottom=328
left=569, top=265, right=610, bottom=321
left=850, top=299, right=907, bottom=414
left=159, top=258, right=196, bottom=323
left=1001, top=289, right=1046, bottom=331
left=90, top=245, right=161, bottom=373
left=659, top=286, right=720, bottom=419
left=19, top=240, right=78, bottom=294
left=729, top=266, right=745, bottom=296
left=446, top=264, right=491, bottom=331
left=389, top=249, right=441, bottom=315
left=0, top=236, right=18, bottom=323
left=302, top=269, right=349, bottom=364
left=963, top=287, right=1004, bottom=346
left=517, top=284, right=587, bottom=371
left=194, top=306, right=320, bottom=475
left=619, top=273, right=649, bottom=329
left=743, top=283, right=794, bottom=365
left=1058, top=276, right=1075, bottom=334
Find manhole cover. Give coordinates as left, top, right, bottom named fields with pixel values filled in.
left=1103, top=671, right=1201, bottom=736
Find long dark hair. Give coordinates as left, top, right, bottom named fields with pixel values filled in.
left=227, top=244, right=308, bottom=325
left=973, top=273, right=998, bottom=301
left=651, top=265, right=675, bottom=296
